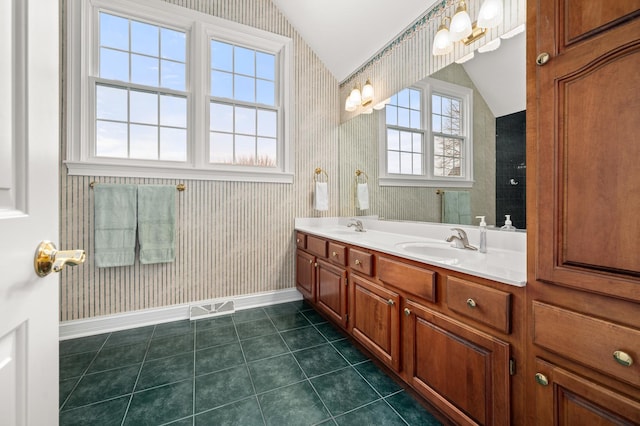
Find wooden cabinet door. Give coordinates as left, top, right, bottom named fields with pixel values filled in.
left=316, top=259, right=348, bottom=328
left=534, top=0, right=640, bottom=301
left=296, top=249, right=316, bottom=302
left=403, top=299, right=510, bottom=426
left=532, top=358, right=640, bottom=425
left=349, top=274, right=400, bottom=371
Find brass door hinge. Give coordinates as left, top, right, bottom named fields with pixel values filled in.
left=509, top=359, right=516, bottom=376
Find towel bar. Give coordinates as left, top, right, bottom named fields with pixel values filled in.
left=354, top=169, right=369, bottom=184
left=90, top=182, right=186, bottom=191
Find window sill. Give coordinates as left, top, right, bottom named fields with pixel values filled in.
left=65, top=161, right=294, bottom=184
left=379, top=176, right=474, bottom=188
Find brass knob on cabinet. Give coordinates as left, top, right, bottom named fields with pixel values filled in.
left=613, top=351, right=633, bottom=367
left=387, top=299, right=395, bottom=306
left=535, top=373, right=549, bottom=386
left=34, top=241, right=86, bottom=277
left=466, top=298, right=477, bottom=308
left=536, top=52, right=550, bottom=65
left=296, top=238, right=301, bottom=243
left=404, top=308, right=411, bottom=316
left=354, top=259, right=361, bottom=266
left=332, top=251, right=338, bottom=257
left=308, top=259, right=313, bottom=264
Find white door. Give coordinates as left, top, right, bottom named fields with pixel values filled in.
left=0, top=0, right=62, bottom=425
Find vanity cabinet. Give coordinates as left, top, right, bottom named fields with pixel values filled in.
left=349, top=273, right=400, bottom=371
left=295, top=230, right=525, bottom=425
left=403, top=299, right=511, bottom=426
left=295, top=249, right=316, bottom=302
left=527, top=0, right=640, bottom=423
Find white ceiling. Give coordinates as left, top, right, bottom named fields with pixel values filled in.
left=271, top=0, right=439, bottom=82
left=271, top=0, right=525, bottom=117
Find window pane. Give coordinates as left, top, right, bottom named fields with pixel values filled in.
left=161, top=28, right=186, bottom=62
left=96, top=85, right=127, bottom=121
left=387, top=151, right=399, bottom=174
left=236, top=135, right=256, bottom=164
left=234, top=47, right=255, bottom=76
left=96, top=121, right=128, bottom=158
left=160, top=128, right=187, bottom=161
left=412, top=133, right=422, bottom=153
left=443, top=117, right=452, bottom=133
left=234, top=75, right=255, bottom=102
left=387, top=129, right=399, bottom=151
left=400, top=131, right=412, bottom=151
left=130, top=124, right=158, bottom=159
left=398, top=107, right=409, bottom=127
left=386, top=106, right=397, bottom=125
left=100, top=13, right=128, bottom=50
left=100, top=48, right=129, bottom=81
left=450, top=117, right=461, bottom=135
left=131, top=54, right=159, bottom=86
left=130, top=90, right=158, bottom=125
left=257, top=110, right=276, bottom=137
left=210, top=132, right=233, bottom=163
left=397, top=89, right=410, bottom=108
left=413, top=153, right=422, bottom=174
left=131, top=21, right=158, bottom=56
left=410, top=109, right=421, bottom=129
left=257, top=137, right=277, bottom=167
left=400, top=152, right=412, bottom=174
left=211, top=40, right=233, bottom=72
left=432, top=115, right=442, bottom=132
left=235, top=106, right=256, bottom=135
left=409, top=89, right=421, bottom=110
left=160, top=95, right=187, bottom=128
left=256, top=80, right=275, bottom=106
left=211, top=71, right=233, bottom=98
left=210, top=103, right=233, bottom=132
left=432, top=95, right=441, bottom=114
left=256, top=52, right=275, bottom=80
left=161, top=60, right=185, bottom=91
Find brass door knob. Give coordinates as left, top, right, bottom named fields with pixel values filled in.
left=535, top=372, right=549, bottom=386
left=536, top=52, right=550, bottom=65
left=34, top=241, right=86, bottom=277
left=613, top=351, right=633, bottom=367
left=466, top=298, right=477, bottom=308
left=404, top=308, right=411, bottom=316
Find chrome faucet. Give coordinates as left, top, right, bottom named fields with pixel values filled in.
left=347, top=218, right=366, bottom=232
left=446, top=228, right=477, bottom=250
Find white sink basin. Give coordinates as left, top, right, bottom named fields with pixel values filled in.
left=394, top=241, right=463, bottom=264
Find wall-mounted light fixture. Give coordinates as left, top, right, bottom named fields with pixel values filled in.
left=345, top=78, right=376, bottom=112
left=432, top=0, right=504, bottom=56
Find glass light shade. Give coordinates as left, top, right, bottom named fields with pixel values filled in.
left=432, top=23, right=453, bottom=55
left=478, top=0, right=504, bottom=28
left=362, top=108, right=373, bottom=114
left=361, top=79, right=374, bottom=105
left=345, top=96, right=357, bottom=112
left=478, top=37, right=501, bottom=52
left=349, top=85, right=362, bottom=105
left=449, top=2, right=472, bottom=42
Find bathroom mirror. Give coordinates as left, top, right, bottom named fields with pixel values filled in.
left=338, top=32, right=526, bottom=229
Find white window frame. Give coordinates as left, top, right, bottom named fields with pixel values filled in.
left=379, top=77, right=473, bottom=187
left=66, top=0, right=294, bottom=183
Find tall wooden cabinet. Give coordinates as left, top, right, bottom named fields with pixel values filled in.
left=527, top=0, right=640, bottom=423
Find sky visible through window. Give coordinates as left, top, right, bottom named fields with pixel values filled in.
left=386, top=88, right=423, bottom=175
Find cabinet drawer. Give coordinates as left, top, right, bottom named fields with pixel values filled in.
left=378, top=256, right=436, bottom=303
left=447, top=276, right=511, bottom=334
left=327, top=242, right=347, bottom=267
left=349, top=248, right=374, bottom=276
left=533, top=301, right=640, bottom=388
left=295, top=232, right=306, bottom=249
left=307, top=235, right=327, bottom=258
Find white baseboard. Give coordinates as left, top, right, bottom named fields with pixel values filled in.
left=59, top=288, right=303, bottom=341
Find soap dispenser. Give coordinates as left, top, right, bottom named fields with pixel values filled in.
left=476, top=216, right=487, bottom=253
left=501, top=215, right=516, bottom=231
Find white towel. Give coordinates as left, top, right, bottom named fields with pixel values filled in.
left=356, top=183, right=369, bottom=210
left=314, top=182, right=329, bottom=211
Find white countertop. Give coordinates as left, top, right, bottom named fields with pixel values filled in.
left=295, top=217, right=527, bottom=287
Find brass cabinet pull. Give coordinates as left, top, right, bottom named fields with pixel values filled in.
left=332, top=251, right=338, bottom=257
left=466, top=298, right=477, bottom=308
left=308, top=259, right=313, bottom=264
left=613, top=351, right=634, bottom=367
left=387, top=299, right=395, bottom=306
left=296, top=238, right=300, bottom=243
left=536, top=52, right=550, bottom=65
left=354, top=259, right=361, bottom=266
left=34, top=241, right=86, bottom=277
left=535, top=373, right=549, bottom=386
left=404, top=308, right=411, bottom=316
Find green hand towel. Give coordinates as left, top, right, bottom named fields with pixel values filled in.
left=94, top=184, right=137, bottom=267
left=138, top=185, right=176, bottom=264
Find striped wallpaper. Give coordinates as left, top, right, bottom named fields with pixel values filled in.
left=59, top=0, right=340, bottom=321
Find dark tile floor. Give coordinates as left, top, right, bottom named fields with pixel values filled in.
left=59, top=301, right=443, bottom=426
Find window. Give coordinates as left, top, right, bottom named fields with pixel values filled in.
left=379, top=78, right=473, bottom=187
left=67, top=0, right=293, bottom=183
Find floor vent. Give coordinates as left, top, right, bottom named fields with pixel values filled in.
left=189, top=300, right=235, bottom=321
